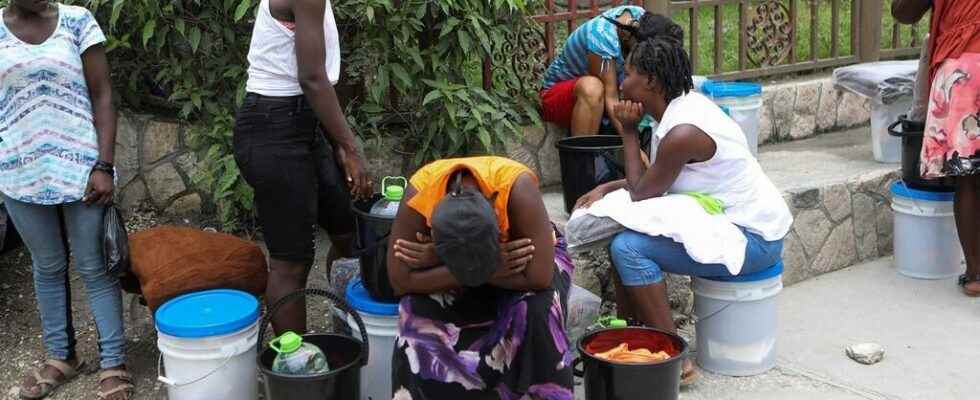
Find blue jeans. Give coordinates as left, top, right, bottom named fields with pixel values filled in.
left=610, top=227, right=784, bottom=286
left=2, top=195, right=125, bottom=369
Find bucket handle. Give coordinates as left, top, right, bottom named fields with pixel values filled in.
left=352, top=231, right=391, bottom=257
left=887, top=119, right=922, bottom=138
left=157, top=341, right=242, bottom=387
left=256, top=288, right=370, bottom=367
left=571, top=357, right=584, bottom=378
left=692, top=283, right=780, bottom=326
left=599, top=150, right=625, bottom=176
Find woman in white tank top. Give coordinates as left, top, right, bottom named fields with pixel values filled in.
left=234, top=0, right=372, bottom=336
left=575, top=28, right=792, bottom=384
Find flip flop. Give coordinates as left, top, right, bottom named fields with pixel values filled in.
left=97, top=369, right=135, bottom=400
left=19, top=359, right=86, bottom=400
left=959, top=273, right=980, bottom=297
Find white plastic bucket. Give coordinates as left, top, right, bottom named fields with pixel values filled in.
left=890, top=181, right=965, bottom=279
left=702, top=81, right=763, bottom=156
left=348, top=312, right=397, bottom=400
left=345, top=279, right=399, bottom=400
left=871, top=96, right=912, bottom=163
left=693, top=264, right=783, bottom=377
left=155, top=290, right=260, bottom=400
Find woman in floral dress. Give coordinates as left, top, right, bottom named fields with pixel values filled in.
left=386, top=156, right=574, bottom=400
left=894, top=0, right=980, bottom=296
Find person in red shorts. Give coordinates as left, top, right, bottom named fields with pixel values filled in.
left=539, top=7, right=679, bottom=136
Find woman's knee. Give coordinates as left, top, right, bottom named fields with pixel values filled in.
left=609, top=231, right=664, bottom=286
left=574, top=76, right=604, bottom=106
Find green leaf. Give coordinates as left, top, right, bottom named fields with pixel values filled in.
left=189, top=27, right=202, bottom=53
left=457, top=30, right=472, bottom=51
left=175, top=19, right=186, bottom=36
left=440, top=17, right=461, bottom=38
left=390, top=64, right=412, bottom=90
left=234, top=0, right=253, bottom=22
left=218, top=168, right=239, bottom=193
left=422, top=90, right=442, bottom=106
left=478, top=129, right=492, bottom=150
left=142, top=20, right=157, bottom=47
left=110, top=0, right=125, bottom=27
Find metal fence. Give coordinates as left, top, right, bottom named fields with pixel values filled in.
left=493, top=0, right=927, bottom=87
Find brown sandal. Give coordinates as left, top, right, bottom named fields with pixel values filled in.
left=19, top=359, right=86, bottom=400
left=97, top=369, right=134, bottom=400
left=959, top=273, right=980, bottom=297
left=680, top=361, right=700, bottom=387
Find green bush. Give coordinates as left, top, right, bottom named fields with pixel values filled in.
left=55, top=0, right=539, bottom=230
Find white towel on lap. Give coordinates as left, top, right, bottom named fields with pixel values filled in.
left=573, top=189, right=747, bottom=275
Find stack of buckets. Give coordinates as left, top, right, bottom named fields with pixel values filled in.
left=692, top=262, right=784, bottom=376
left=890, top=181, right=965, bottom=279
left=345, top=279, right=399, bottom=400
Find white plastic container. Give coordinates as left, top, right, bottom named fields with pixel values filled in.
left=155, top=290, right=260, bottom=400
left=890, top=181, right=965, bottom=279
left=870, top=96, right=911, bottom=163
left=693, top=263, right=783, bottom=376
left=346, top=279, right=399, bottom=400
left=701, top=81, right=763, bottom=156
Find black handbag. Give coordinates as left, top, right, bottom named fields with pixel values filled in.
left=103, top=205, right=131, bottom=277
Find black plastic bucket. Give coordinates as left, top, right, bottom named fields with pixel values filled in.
left=573, top=327, right=689, bottom=400
left=887, top=116, right=956, bottom=192
left=556, top=136, right=625, bottom=214
left=351, top=195, right=398, bottom=302
left=257, top=288, right=369, bottom=400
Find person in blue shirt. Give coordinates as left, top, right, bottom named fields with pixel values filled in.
left=540, top=7, right=681, bottom=136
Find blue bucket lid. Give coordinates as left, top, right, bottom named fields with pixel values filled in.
left=701, top=80, right=762, bottom=98
left=155, top=289, right=259, bottom=338
left=890, top=180, right=955, bottom=201
left=705, top=261, right=783, bottom=282
left=346, top=279, right=399, bottom=316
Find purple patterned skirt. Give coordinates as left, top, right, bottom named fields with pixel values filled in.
left=391, top=231, right=575, bottom=400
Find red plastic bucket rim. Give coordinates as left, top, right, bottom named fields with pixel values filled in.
left=577, top=326, right=690, bottom=366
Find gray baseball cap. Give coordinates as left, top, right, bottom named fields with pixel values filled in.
left=432, top=186, right=501, bottom=287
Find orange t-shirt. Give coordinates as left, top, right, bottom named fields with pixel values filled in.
left=407, top=156, right=536, bottom=240
left=929, top=0, right=980, bottom=80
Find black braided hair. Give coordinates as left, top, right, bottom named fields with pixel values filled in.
left=603, top=13, right=683, bottom=43
left=627, top=36, right=694, bottom=103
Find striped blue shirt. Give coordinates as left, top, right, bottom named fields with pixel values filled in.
left=541, top=5, right=645, bottom=91
left=0, top=4, right=105, bottom=204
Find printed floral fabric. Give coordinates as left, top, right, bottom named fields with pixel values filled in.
left=922, top=53, right=980, bottom=178
left=391, top=227, right=575, bottom=400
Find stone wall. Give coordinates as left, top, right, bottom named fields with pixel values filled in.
left=115, top=76, right=875, bottom=217
left=115, top=113, right=204, bottom=216
left=759, top=76, right=872, bottom=144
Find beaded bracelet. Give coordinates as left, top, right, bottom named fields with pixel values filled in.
left=92, top=161, right=115, bottom=178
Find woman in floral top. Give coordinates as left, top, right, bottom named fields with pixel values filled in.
left=0, top=1, right=131, bottom=399
left=386, top=157, right=574, bottom=400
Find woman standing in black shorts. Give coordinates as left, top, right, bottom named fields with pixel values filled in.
left=235, top=0, right=371, bottom=334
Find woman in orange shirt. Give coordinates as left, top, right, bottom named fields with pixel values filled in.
left=894, top=0, right=980, bottom=296
left=386, top=156, right=574, bottom=399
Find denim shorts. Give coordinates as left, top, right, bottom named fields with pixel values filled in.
left=233, top=93, right=355, bottom=265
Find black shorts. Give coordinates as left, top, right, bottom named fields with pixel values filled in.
left=233, top=93, right=355, bottom=265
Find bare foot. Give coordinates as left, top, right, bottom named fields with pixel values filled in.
left=964, top=280, right=980, bottom=296
left=19, top=358, right=80, bottom=398
left=681, top=359, right=699, bottom=386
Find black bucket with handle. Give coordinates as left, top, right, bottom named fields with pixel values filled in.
left=257, top=288, right=369, bottom=400
left=556, top=136, right=626, bottom=214
left=351, top=194, right=398, bottom=302
left=887, top=116, right=956, bottom=192
left=572, top=327, right=689, bottom=400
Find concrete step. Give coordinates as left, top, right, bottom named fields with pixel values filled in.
left=545, top=128, right=900, bottom=288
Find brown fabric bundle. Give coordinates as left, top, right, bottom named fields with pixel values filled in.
left=127, top=226, right=267, bottom=312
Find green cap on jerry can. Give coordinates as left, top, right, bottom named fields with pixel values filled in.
left=269, top=331, right=303, bottom=354
left=382, top=176, right=408, bottom=201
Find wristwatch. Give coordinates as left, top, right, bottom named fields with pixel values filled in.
left=92, top=161, right=115, bottom=178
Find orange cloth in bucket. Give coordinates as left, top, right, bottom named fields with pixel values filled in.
left=593, top=343, right=670, bottom=363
